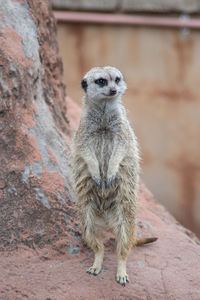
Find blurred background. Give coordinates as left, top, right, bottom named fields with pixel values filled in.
left=51, top=0, right=200, bottom=237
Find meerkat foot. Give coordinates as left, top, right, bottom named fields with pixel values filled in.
left=86, top=249, right=104, bottom=276
left=116, top=273, right=129, bottom=286
left=87, top=265, right=102, bottom=276
left=116, top=259, right=129, bottom=286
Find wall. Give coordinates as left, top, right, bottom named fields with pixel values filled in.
left=55, top=21, right=200, bottom=237
left=52, top=0, right=200, bottom=13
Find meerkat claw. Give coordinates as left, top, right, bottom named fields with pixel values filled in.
left=106, top=175, right=115, bottom=188
left=92, top=177, right=102, bottom=188
left=87, top=266, right=101, bottom=276
left=116, top=274, right=129, bottom=286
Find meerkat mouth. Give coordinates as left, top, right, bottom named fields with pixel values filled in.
left=102, top=93, right=117, bottom=98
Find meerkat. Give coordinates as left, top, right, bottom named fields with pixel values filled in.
left=72, top=66, right=157, bottom=286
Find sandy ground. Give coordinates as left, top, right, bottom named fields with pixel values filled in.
left=0, top=242, right=164, bottom=300
left=1, top=187, right=200, bottom=300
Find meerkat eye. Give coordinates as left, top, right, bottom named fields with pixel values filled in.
left=115, top=77, right=121, bottom=84
left=95, top=78, right=108, bottom=87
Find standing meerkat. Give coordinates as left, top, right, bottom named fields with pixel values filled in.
left=72, top=66, right=157, bottom=286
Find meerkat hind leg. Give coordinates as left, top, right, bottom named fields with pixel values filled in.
left=86, top=225, right=104, bottom=276
left=116, top=256, right=129, bottom=286
left=87, top=244, right=104, bottom=276
left=115, top=221, right=136, bottom=286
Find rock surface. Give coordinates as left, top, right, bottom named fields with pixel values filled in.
left=0, top=0, right=78, bottom=251
left=1, top=183, right=200, bottom=299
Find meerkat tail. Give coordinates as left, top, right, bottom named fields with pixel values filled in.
left=136, top=237, right=158, bottom=246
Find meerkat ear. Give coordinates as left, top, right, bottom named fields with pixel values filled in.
left=81, top=79, right=88, bottom=92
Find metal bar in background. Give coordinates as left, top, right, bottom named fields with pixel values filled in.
left=53, top=11, right=200, bottom=29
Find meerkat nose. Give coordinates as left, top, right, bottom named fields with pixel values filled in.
left=110, top=88, right=117, bottom=95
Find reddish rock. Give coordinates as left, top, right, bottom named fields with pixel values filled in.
left=0, top=184, right=200, bottom=299
left=0, top=0, right=77, bottom=251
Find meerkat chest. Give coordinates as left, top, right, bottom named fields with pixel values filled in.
left=92, top=127, right=115, bottom=158
left=90, top=111, right=121, bottom=139
left=85, top=109, right=123, bottom=170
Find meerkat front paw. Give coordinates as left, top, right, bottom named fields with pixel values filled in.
left=106, top=175, right=115, bottom=188
left=92, top=176, right=102, bottom=188
left=87, top=265, right=101, bottom=276
left=116, top=273, right=129, bottom=286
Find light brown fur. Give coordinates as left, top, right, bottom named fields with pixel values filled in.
left=72, top=66, right=157, bottom=286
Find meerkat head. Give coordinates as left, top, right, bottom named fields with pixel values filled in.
left=81, top=66, right=127, bottom=102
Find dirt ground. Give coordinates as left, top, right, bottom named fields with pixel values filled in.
left=1, top=185, right=200, bottom=300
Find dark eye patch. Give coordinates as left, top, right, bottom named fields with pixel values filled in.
left=81, top=79, right=88, bottom=92
left=115, top=77, right=121, bottom=84
left=95, top=78, right=108, bottom=87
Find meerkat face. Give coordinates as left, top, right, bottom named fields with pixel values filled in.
left=81, top=66, right=127, bottom=102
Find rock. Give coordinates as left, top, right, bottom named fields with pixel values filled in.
left=0, top=181, right=199, bottom=299
left=0, top=0, right=77, bottom=251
